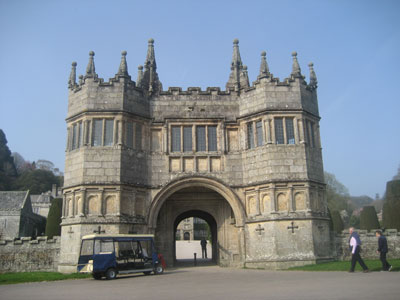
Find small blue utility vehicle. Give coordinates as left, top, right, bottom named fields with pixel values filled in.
left=77, top=234, right=164, bottom=280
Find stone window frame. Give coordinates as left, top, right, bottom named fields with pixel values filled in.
left=67, top=120, right=84, bottom=151
left=272, top=116, right=297, bottom=145
left=89, top=117, right=117, bottom=147
left=245, top=119, right=264, bottom=150
left=169, top=123, right=219, bottom=154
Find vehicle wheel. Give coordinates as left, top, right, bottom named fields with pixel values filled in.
left=92, top=273, right=102, bottom=280
left=106, top=268, right=117, bottom=280
left=143, top=271, right=151, bottom=275
left=154, top=264, right=164, bottom=275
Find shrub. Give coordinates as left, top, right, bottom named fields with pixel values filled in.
left=359, top=206, right=380, bottom=231
left=383, top=180, right=400, bottom=230
left=330, top=210, right=344, bottom=233
left=45, top=198, right=62, bottom=238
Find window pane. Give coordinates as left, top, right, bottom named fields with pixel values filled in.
left=183, top=126, right=192, bottom=152
left=126, top=122, right=133, bottom=148
left=85, top=121, right=90, bottom=145
left=104, top=120, right=114, bottom=146
left=256, top=121, right=263, bottom=147
left=78, top=122, right=83, bottom=148
left=309, top=121, right=315, bottom=147
left=171, top=126, right=181, bottom=152
left=196, top=126, right=206, bottom=151
left=80, top=240, right=94, bottom=256
left=135, top=123, right=142, bottom=150
left=285, top=118, right=295, bottom=144
left=247, top=123, right=254, bottom=149
left=92, top=119, right=103, bottom=146
left=72, top=124, right=77, bottom=150
left=274, top=118, right=284, bottom=144
left=208, top=126, right=217, bottom=151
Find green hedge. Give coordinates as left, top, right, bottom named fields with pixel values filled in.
left=331, top=210, right=344, bottom=233
left=383, top=180, right=400, bottom=230
left=45, top=198, right=62, bottom=238
left=360, top=206, right=380, bottom=231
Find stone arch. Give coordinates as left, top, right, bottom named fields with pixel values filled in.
left=277, top=193, right=287, bottom=211
left=148, top=176, right=245, bottom=229
left=294, top=192, right=306, bottom=211
left=88, top=195, right=99, bottom=215
left=183, top=232, right=190, bottom=240
left=105, top=195, right=116, bottom=215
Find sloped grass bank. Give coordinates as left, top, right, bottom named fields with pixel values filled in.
left=0, top=272, right=90, bottom=285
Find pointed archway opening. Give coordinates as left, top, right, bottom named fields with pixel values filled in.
left=152, top=182, right=243, bottom=268
left=174, top=210, right=217, bottom=267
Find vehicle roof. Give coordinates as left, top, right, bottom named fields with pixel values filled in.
left=82, top=234, right=155, bottom=240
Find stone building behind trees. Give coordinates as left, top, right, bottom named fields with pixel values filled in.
left=59, top=39, right=332, bottom=272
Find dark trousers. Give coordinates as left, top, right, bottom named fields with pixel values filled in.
left=201, top=247, right=207, bottom=259
left=379, top=252, right=391, bottom=271
left=350, top=246, right=368, bottom=271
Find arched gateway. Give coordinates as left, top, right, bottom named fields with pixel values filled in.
left=59, top=39, right=334, bottom=273
left=148, top=177, right=245, bottom=266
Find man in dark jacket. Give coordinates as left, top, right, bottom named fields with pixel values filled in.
left=200, top=238, right=208, bottom=259
left=376, top=230, right=392, bottom=271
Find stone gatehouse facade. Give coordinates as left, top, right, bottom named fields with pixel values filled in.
left=59, top=39, right=332, bottom=272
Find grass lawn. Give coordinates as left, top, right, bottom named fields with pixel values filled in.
left=0, top=272, right=91, bottom=285
left=288, top=259, right=400, bottom=272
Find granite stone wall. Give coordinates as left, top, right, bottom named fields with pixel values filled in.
left=0, top=236, right=60, bottom=273
left=335, top=229, right=400, bottom=261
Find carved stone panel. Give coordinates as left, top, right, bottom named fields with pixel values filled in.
left=277, top=193, right=287, bottom=211
left=294, top=192, right=306, bottom=211
left=261, top=193, right=271, bottom=214
left=228, top=129, right=238, bottom=152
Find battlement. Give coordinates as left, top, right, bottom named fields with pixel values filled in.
left=67, top=39, right=318, bottom=98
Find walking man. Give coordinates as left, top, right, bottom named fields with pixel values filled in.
left=376, top=230, right=392, bottom=271
left=200, top=238, right=207, bottom=259
left=349, top=227, right=369, bottom=273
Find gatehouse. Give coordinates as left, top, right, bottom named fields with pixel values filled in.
left=59, top=39, right=333, bottom=272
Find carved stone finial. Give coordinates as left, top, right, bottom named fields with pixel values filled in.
left=142, top=39, right=162, bottom=94
left=117, top=50, right=129, bottom=76
left=136, top=65, right=144, bottom=88
left=308, top=62, right=318, bottom=89
left=85, top=51, right=96, bottom=78
left=226, top=39, right=249, bottom=92
left=291, top=51, right=302, bottom=78
left=78, top=75, right=84, bottom=85
left=259, top=51, right=270, bottom=78
left=68, top=62, right=77, bottom=89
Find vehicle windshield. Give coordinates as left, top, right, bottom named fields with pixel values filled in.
left=80, top=239, right=94, bottom=256
left=94, top=239, right=114, bottom=254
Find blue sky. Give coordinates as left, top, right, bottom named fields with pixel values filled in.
left=0, top=0, right=399, bottom=198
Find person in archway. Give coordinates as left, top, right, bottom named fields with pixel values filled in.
left=200, top=238, right=207, bottom=259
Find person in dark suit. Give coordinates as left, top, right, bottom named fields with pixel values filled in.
left=376, top=230, right=392, bottom=271
left=200, top=238, right=208, bottom=259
